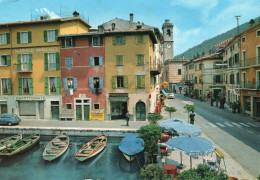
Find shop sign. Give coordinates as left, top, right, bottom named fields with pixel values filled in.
left=14, top=47, right=58, bottom=53
left=79, top=94, right=86, bottom=98
left=16, top=96, right=45, bottom=101
left=89, top=111, right=104, bottom=121
left=109, top=93, right=128, bottom=98
left=0, top=97, right=8, bottom=100
left=248, top=91, right=256, bottom=95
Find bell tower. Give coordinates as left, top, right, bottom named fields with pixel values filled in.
left=162, top=19, right=174, bottom=60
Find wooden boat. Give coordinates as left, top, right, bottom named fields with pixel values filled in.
left=0, top=134, right=40, bottom=158
left=42, top=132, right=69, bottom=161
left=75, top=134, right=107, bottom=161
left=119, top=134, right=144, bottom=162
left=0, top=134, right=22, bottom=151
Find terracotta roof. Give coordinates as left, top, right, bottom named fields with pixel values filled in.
left=213, top=37, right=233, bottom=48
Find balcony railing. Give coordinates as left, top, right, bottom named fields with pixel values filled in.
left=150, top=62, right=161, bottom=75
left=13, top=63, right=33, bottom=72
left=241, top=80, right=260, bottom=89
left=241, top=58, right=260, bottom=68
left=48, top=63, right=57, bottom=71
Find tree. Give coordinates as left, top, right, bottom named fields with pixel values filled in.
left=202, top=50, right=205, bottom=56
left=164, top=106, right=177, bottom=118
left=137, top=124, right=162, bottom=163
left=196, top=52, right=200, bottom=58
left=184, top=104, right=196, bottom=123
left=140, top=164, right=172, bottom=180
left=177, top=164, right=228, bottom=180
left=148, top=113, right=163, bottom=124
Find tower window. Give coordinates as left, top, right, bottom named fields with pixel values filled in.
left=167, top=29, right=171, bottom=36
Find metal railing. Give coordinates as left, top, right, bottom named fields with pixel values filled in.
left=13, top=63, right=33, bottom=72
left=241, top=80, right=259, bottom=89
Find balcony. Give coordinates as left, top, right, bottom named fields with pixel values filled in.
left=13, top=63, right=33, bottom=72
left=150, top=63, right=161, bottom=75
left=241, top=80, right=259, bottom=90
left=241, top=58, right=260, bottom=68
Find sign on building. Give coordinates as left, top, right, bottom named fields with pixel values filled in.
left=90, top=111, right=105, bottom=121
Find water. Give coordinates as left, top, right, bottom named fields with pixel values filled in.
left=0, top=136, right=144, bottom=180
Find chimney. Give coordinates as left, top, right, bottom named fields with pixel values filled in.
left=73, top=11, right=80, bottom=17
left=130, top=13, right=134, bottom=23
left=136, top=21, right=142, bottom=29
left=165, top=19, right=170, bottom=23
left=98, top=25, right=104, bottom=33
left=249, top=19, right=255, bottom=26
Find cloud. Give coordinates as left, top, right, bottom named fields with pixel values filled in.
left=35, top=8, right=60, bottom=19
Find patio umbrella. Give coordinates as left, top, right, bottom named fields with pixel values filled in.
left=166, top=136, right=215, bottom=169
left=158, top=117, right=201, bottom=137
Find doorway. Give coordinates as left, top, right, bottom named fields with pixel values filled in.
left=75, top=98, right=91, bottom=121
left=111, top=101, right=127, bottom=120
left=136, top=101, right=146, bottom=121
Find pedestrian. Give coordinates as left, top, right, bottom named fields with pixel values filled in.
left=190, top=110, right=195, bottom=125
left=237, top=101, right=240, bottom=114
left=125, top=111, right=130, bottom=126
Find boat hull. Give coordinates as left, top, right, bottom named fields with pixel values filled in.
left=122, top=153, right=136, bottom=162
left=0, top=134, right=22, bottom=151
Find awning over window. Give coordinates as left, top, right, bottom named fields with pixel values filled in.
left=109, top=97, right=129, bottom=102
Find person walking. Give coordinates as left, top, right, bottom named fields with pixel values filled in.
left=125, top=111, right=130, bottom=126
left=190, top=110, right=195, bottom=125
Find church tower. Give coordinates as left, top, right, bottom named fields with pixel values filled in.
left=162, top=19, right=174, bottom=60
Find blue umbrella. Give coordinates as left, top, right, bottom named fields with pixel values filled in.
left=158, top=118, right=201, bottom=136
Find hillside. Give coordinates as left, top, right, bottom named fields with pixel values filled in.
left=176, top=16, right=260, bottom=60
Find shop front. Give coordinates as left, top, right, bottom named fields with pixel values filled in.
left=108, top=93, right=128, bottom=120
left=0, top=97, right=8, bottom=114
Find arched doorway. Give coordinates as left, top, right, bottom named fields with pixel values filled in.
left=136, top=101, right=146, bottom=121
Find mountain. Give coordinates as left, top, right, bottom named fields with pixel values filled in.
left=176, top=16, right=260, bottom=60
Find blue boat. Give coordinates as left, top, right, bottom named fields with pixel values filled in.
left=119, top=134, right=144, bottom=162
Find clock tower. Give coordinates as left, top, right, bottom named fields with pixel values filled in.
left=162, top=19, right=174, bottom=61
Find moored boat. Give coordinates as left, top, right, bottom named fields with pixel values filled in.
left=42, top=132, right=69, bottom=161
left=0, top=134, right=22, bottom=151
left=0, top=134, right=40, bottom=158
left=75, top=134, right=107, bottom=161
left=119, top=134, right=144, bottom=162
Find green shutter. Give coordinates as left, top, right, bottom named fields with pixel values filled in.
left=137, top=76, right=141, bottom=88
left=44, top=30, right=47, bottom=42
left=6, top=33, right=10, bottom=44
left=137, top=35, right=143, bottom=43
left=56, top=77, right=60, bottom=95
left=45, top=77, right=49, bottom=95
left=141, top=76, right=145, bottom=88
left=17, top=54, right=21, bottom=71
left=29, top=54, right=32, bottom=70
left=7, top=55, right=11, bottom=66
left=28, top=31, right=32, bottom=43
left=55, top=29, right=58, bottom=41
left=122, top=36, right=126, bottom=44
left=18, top=78, right=22, bottom=95
left=213, top=76, right=216, bottom=83
left=8, top=78, right=11, bottom=95
left=112, top=76, right=116, bottom=88
left=112, top=36, right=116, bottom=45
left=29, top=78, right=33, bottom=95
left=17, top=32, right=20, bottom=44
left=56, top=52, right=60, bottom=70
left=44, top=53, right=48, bottom=71
left=124, top=76, right=128, bottom=88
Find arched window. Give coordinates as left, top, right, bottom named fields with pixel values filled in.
left=167, top=29, right=171, bottom=36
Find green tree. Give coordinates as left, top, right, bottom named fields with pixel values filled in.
left=202, top=50, right=205, bottom=56
left=184, top=104, right=196, bottom=123
left=148, top=113, right=163, bottom=124
left=164, top=106, right=177, bottom=118
left=196, top=52, right=200, bottom=58
left=140, top=164, right=172, bottom=180
left=137, top=124, right=162, bottom=163
left=258, top=174, right=260, bottom=180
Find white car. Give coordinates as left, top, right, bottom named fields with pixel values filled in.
left=167, top=93, right=175, bottom=99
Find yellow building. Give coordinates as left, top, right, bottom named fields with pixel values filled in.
left=0, top=14, right=90, bottom=119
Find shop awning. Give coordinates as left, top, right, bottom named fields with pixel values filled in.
left=108, top=97, right=129, bottom=102
left=162, top=90, right=168, bottom=97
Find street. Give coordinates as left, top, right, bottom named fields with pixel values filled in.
left=163, top=94, right=260, bottom=177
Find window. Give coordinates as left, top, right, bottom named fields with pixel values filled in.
left=90, top=56, right=103, bottom=66
left=257, top=46, right=260, bottom=64
left=45, top=52, right=59, bottom=71
left=137, top=55, right=144, bottom=65
left=137, top=75, right=145, bottom=88
left=93, top=77, right=100, bottom=89
left=242, top=51, right=246, bottom=67
left=48, top=53, right=56, bottom=70
left=178, top=69, right=181, bottom=75
left=93, top=104, right=100, bottom=110
left=65, top=57, right=73, bottom=68
left=93, top=36, right=102, bottom=46
left=50, top=77, right=57, bottom=93
left=242, top=37, right=246, bottom=43
left=214, top=75, right=222, bottom=84
left=45, top=77, right=60, bottom=95
left=116, top=55, right=123, bottom=66
left=194, top=77, right=197, bottom=84
left=67, top=78, right=74, bottom=89
left=117, top=76, right=124, bottom=88
left=89, top=77, right=103, bottom=93
left=65, top=37, right=72, bottom=47
left=1, top=78, right=10, bottom=95
left=257, top=29, right=260, bottom=37
left=167, top=29, right=171, bottom=36
left=236, top=72, right=240, bottom=85
left=66, top=104, right=72, bottom=109
left=112, top=76, right=127, bottom=88
left=199, top=63, right=203, bottom=70
left=19, top=78, right=33, bottom=95
left=17, top=31, right=31, bottom=44
left=0, top=55, right=7, bottom=66
left=136, top=35, right=144, bottom=44
left=230, top=74, right=235, bottom=84
left=0, top=33, right=9, bottom=45
left=43, top=30, right=58, bottom=42
left=112, top=36, right=126, bottom=45
left=21, top=54, right=29, bottom=70
left=234, top=53, right=239, bottom=64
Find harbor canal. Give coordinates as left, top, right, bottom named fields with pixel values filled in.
left=0, top=135, right=144, bottom=180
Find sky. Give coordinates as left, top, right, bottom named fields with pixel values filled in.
left=0, top=0, right=259, bottom=55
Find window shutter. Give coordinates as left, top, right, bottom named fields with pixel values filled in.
left=90, top=57, right=94, bottom=66
left=73, top=78, right=77, bottom=89
left=6, top=33, right=10, bottom=44
left=56, top=77, right=60, bottom=95
left=17, top=32, right=20, bottom=44
left=89, top=37, right=92, bottom=47
left=56, top=52, right=60, bottom=70
left=72, top=38, right=75, bottom=47
left=124, top=76, right=128, bottom=88
left=55, top=29, right=58, bottom=41
left=112, top=36, right=116, bottom=45
left=99, top=77, right=104, bottom=89
left=18, top=78, right=22, bottom=95
left=122, top=36, right=126, bottom=44
left=63, top=78, right=67, bottom=89
left=44, top=53, right=48, bottom=71
left=29, top=78, right=33, bottom=95
left=17, top=54, right=21, bottom=71
left=92, top=88, right=96, bottom=94
left=8, top=78, right=11, bottom=95
left=88, top=77, right=93, bottom=89
left=28, top=31, right=32, bottom=43
left=66, top=57, right=72, bottom=68
left=99, top=56, right=103, bottom=66
left=45, top=77, right=49, bottom=95
left=213, top=62, right=216, bottom=69
left=112, top=76, right=116, bottom=88
left=44, top=30, right=47, bottom=42
left=137, top=76, right=141, bottom=88
left=141, top=76, right=145, bottom=88
left=213, top=76, right=216, bottom=83
left=7, top=55, right=11, bottom=66
left=29, top=54, right=32, bottom=70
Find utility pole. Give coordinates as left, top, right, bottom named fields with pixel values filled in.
left=235, top=16, right=241, bottom=34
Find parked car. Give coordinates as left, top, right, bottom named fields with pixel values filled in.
left=0, top=113, right=21, bottom=126
left=167, top=93, right=175, bottom=99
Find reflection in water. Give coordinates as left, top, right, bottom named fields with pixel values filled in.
left=0, top=136, right=142, bottom=180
